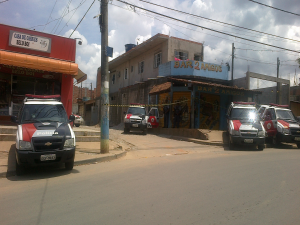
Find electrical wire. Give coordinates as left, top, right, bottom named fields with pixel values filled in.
left=0, top=0, right=9, bottom=4
left=52, top=0, right=74, bottom=34
left=29, top=0, right=88, bottom=30
left=249, top=0, right=300, bottom=16
left=137, top=0, right=300, bottom=43
left=69, top=0, right=95, bottom=38
left=43, top=0, right=58, bottom=32
left=115, top=0, right=300, bottom=54
left=58, top=0, right=86, bottom=35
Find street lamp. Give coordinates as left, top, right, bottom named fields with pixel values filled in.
left=74, top=38, right=82, bottom=45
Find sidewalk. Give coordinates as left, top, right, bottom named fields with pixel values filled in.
left=0, top=140, right=128, bottom=178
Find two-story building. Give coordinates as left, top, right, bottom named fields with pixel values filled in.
left=97, top=33, right=261, bottom=130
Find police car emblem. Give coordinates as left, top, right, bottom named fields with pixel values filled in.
left=267, top=123, right=271, bottom=129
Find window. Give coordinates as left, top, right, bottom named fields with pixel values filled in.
left=138, top=61, right=144, bottom=74
left=124, top=68, right=128, bottom=80
left=194, top=53, right=202, bottom=61
left=154, top=52, right=162, bottom=68
left=131, top=65, right=133, bottom=72
left=175, top=50, right=188, bottom=60
left=112, top=74, right=115, bottom=84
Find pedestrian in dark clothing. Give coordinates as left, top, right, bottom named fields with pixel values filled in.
left=163, top=99, right=170, bottom=128
left=173, top=103, right=182, bottom=128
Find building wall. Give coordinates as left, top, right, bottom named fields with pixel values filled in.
left=253, top=85, right=289, bottom=105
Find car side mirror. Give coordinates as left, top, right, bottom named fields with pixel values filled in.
left=69, top=114, right=75, bottom=122
left=11, top=115, right=18, bottom=124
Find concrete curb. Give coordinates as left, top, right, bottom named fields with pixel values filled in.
left=170, top=136, right=225, bottom=147
left=0, top=151, right=127, bottom=178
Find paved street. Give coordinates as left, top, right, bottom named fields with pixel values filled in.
left=1, top=130, right=300, bottom=225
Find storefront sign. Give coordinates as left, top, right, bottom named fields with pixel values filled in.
left=159, top=61, right=229, bottom=81
left=197, top=85, right=245, bottom=96
left=1, top=64, right=59, bottom=79
left=9, top=30, right=52, bottom=53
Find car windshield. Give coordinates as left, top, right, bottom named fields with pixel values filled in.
left=276, top=109, right=296, bottom=121
left=231, top=108, right=259, bottom=120
left=20, top=104, right=68, bottom=123
left=127, top=107, right=146, bottom=115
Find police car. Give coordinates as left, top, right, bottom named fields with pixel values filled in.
left=124, top=104, right=159, bottom=135
left=258, top=104, right=300, bottom=148
left=227, top=102, right=265, bottom=150
left=11, top=94, right=76, bottom=175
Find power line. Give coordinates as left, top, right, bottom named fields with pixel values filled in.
left=249, top=0, right=300, bottom=16
left=69, top=0, right=95, bottom=38
left=58, top=0, right=85, bottom=35
left=43, top=0, right=58, bottom=32
left=52, top=0, right=74, bottom=34
left=115, top=0, right=300, bottom=54
left=137, top=0, right=300, bottom=43
left=0, top=0, right=9, bottom=3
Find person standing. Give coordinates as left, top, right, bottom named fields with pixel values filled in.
left=163, top=98, right=170, bottom=128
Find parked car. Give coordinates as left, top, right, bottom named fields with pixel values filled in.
left=227, top=102, right=266, bottom=150
left=11, top=94, right=76, bottom=175
left=73, top=114, right=84, bottom=127
left=258, top=104, right=300, bottom=148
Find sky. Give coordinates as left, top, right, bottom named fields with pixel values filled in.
left=0, top=0, right=300, bottom=90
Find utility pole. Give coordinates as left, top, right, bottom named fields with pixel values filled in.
left=276, top=57, right=281, bottom=104
left=90, top=83, right=92, bottom=99
left=231, top=43, right=235, bottom=83
left=100, top=0, right=109, bottom=153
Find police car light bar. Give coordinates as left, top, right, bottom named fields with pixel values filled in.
left=269, top=103, right=289, bottom=108
left=25, top=94, right=61, bottom=101
left=233, top=102, right=255, bottom=105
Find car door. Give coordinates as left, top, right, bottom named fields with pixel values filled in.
left=148, top=107, right=159, bottom=128
left=263, top=108, right=277, bottom=137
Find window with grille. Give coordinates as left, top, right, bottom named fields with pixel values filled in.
left=154, top=52, right=162, bottom=68
left=124, top=68, right=128, bottom=79
left=138, top=61, right=144, bottom=74
left=175, top=50, right=188, bottom=60
left=194, top=53, right=202, bottom=61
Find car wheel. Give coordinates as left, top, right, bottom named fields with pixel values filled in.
left=228, top=136, right=234, bottom=150
left=297, top=143, right=300, bottom=149
left=75, top=124, right=80, bottom=127
left=65, top=159, right=74, bottom=170
left=272, top=137, right=280, bottom=146
left=15, top=159, right=25, bottom=176
left=258, top=144, right=264, bottom=151
left=124, top=128, right=130, bottom=134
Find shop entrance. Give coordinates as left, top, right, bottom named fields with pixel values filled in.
left=199, top=93, right=220, bottom=130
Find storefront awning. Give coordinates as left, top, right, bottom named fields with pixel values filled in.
left=149, top=82, right=172, bottom=95
left=75, top=68, right=87, bottom=84
left=0, top=50, right=78, bottom=75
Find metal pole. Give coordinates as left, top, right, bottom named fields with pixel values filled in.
left=276, top=57, right=281, bottom=104
left=100, top=0, right=109, bottom=153
left=231, top=43, right=234, bottom=82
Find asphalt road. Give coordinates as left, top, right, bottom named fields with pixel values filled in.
left=1, top=134, right=300, bottom=225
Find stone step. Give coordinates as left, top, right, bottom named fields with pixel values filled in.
left=74, top=131, right=100, bottom=137
left=0, top=127, right=17, bottom=134
left=0, top=134, right=16, bottom=141
left=76, top=136, right=101, bottom=142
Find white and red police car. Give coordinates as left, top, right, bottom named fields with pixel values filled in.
left=227, top=102, right=266, bottom=150
left=11, top=94, right=76, bottom=175
left=258, top=103, right=300, bottom=148
left=124, top=104, right=159, bottom=135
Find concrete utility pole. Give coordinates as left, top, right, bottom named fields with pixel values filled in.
left=100, top=0, right=109, bottom=153
left=231, top=43, right=235, bottom=83
left=276, top=57, right=281, bottom=104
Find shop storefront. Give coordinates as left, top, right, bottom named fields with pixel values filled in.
left=0, top=23, right=79, bottom=124
left=149, top=60, right=261, bottom=130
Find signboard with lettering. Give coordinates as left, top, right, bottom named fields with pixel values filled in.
left=197, top=85, right=245, bottom=96
left=9, top=30, right=52, bottom=53
left=159, top=60, right=229, bottom=80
